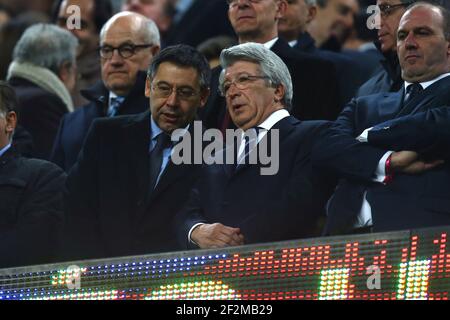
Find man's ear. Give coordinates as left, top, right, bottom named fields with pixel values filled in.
left=307, top=5, right=317, bottom=24
left=276, top=0, right=288, bottom=19
left=151, top=45, right=160, bottom=57
left=199, top=87, right=211, bottom=108
left=145, top=77, right=151, bottom=98
left=274, top=83, right=286, bottom=104
left=5, top=111, right=17, bottom=135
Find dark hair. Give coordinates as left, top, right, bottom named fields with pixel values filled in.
left=51, top=0, right=114, bottom=33
left=197, top=36, right=237, bottom=61
left=147, top=45, right=211, bottom=90
left=0, top=81, right=18, bottom=115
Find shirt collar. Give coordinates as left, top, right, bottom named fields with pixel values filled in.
left=404, top=72, right=450, bottom=92
left=257, top=109, right=290, bottom=131
left=0, top=143, right=11, bottom=158
left=150, top=116, right=190, bottom=142
left=288, top=40, right=297, bottom=47
left=264, top=37, right=279, bottom=49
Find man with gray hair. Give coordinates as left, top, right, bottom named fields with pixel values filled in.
left=176, top=42, right=335, bottom=249
left=0, top=81, right=66, bottom=268
left=51, top=11, right=160, bottom=171
left=7, top=23, right=78, bottom=160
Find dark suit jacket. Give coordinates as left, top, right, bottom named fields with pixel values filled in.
left=200, top=38, right=340, bottom=130
left=63, top=111, right=203, bottom=261
left=0, top=147, right=66, bottom=268
left=312, top=76, right=450, bottom=234
left=356, top=48, right=403, bottom=97
left=176, top=116, right=335, bottom=248
left=50, top=72, right=149, bottom=172
left=164, top=0, right=235, bottom=48
left=9, top=77, right=69, bottom=160
left=294, top=32, right=371, bottom=107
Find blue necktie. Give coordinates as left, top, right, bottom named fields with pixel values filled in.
left=107, top=97, right=124, bottom=117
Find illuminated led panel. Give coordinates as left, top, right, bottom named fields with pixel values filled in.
left=145, top=281, right=241, bottom=300
left=318, top=268, right=350, bottom=300
left=397, top=260, right=431, bottom=300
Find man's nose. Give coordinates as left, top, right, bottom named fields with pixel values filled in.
left=110, top=50, right=125, bottom=65
left=404, top=32, right=418, bottom=48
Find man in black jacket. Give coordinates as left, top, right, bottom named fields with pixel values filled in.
left=200, top=0, right=340, bottom=132
left=0, top=82, right=66, bottom=268
left=63, top=45, right=210, bottom=260
left=51, top=12, right=160, bottom=171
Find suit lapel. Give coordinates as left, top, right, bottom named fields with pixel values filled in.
left=126, top=112, right=151, bottom=211
left=396, top=76, right=450, bottom=117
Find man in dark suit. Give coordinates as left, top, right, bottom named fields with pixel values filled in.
left=356, top=0, right=417, bottom=97
left=51, top=12, right=160, bottom=172
left=0, top=82, right=66, bottom=268
left=201, top=0, right=340, bottom=132
left=278, top=0, right=368, bottom=107
left=8, top=23, right=78, bottom=161
left=176, top=43, right=334, bottom=249
left=312, top=2, right=450, bottom=235
left=164, top=0, right=235, bottom=48
left=63, top=45, right=211, bottom=260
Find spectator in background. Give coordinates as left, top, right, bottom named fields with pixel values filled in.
left=0, top=81, right=66, bottom=268
left=51, top=12, right=160, bottom=172
left=357, top=0, right=418, bottom=97
left=0, top=11, right=49, bottom=80
left=341, top=0, right=382, bottom=78
left=278, top=0, right=367, bottom=107
left=53, top=0, right=114, bottom=106
left=7, top=24, right=78, bottom=160
left=122, top=0, right=175, bottom=43
left=197, top=35, right=237, bottom=68
left=164, top=0, right=235, bottom=47
left=0, top=4, right=12, bottom=27
left=307, top=0, right=359, bottom=51
left=201, top=0, right=339, bottom=133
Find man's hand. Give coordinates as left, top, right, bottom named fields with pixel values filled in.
left=191, top=223, right=245, bottom=249
left=390, top=151, right=444, bottom=174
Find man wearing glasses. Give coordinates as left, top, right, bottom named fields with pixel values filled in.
left=51, top=12, right=159, bottom=172
left=357, top=0, right=418, bottom=96
left=63, top=45, right=210, bottom=261
left=176, top=43, right=334, bottom=250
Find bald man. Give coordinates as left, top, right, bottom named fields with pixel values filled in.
left=51, top=12, right=160, bottom=171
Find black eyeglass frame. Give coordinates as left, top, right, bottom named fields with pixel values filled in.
left=378, top=1, right=414, bottom=16
left=98, top=44, right=154, bottom=59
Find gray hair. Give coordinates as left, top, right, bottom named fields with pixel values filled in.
left=219, top=42, right=293, bottom=109
left=304, top=0, right=317, bottom=6
left=100, top=12, right=161, bottom=47
left=13, top=23, right=78, bottom=74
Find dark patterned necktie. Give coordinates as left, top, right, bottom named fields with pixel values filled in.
left=149, top=133, right=171, bottom=190
left=404, top=83, right=423, bottom=104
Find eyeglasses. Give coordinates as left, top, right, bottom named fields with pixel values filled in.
left=220, top=73, right=270, bottom=97
left=378, top=2, right=414, bottom=17
left=226, top=0, right=264, bottom=8
left=98, top=43, right=153, bottom=59
left=151, top=82, right=199, bottom=100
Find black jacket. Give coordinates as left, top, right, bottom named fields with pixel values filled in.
left=176, top=116, right=335, bottom=248
left=50, top=71, right=149, bottom=172
left=63, top=112, right=203, bottom=261
left=0, top=147, right=66, bottom=268
left=357, top=44, right=403, bottom=97
left=9, top=77, right=69, bottom=161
